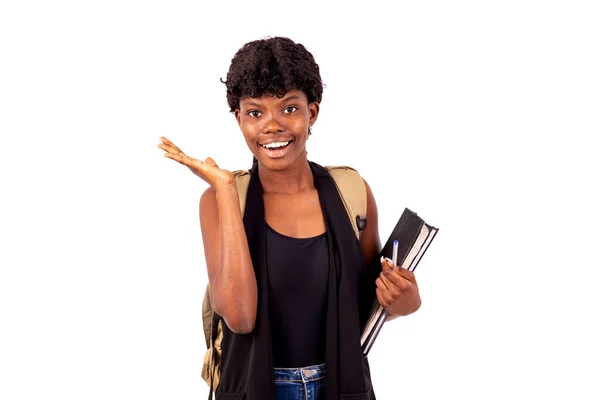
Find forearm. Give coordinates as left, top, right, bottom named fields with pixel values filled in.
left=211, top=184, right=258, bottom=333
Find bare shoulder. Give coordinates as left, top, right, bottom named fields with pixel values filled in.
left=362, top=179, right=377, bottom=209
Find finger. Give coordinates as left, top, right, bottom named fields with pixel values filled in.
left=380, top=256, right=393, bottom=271
left=382, top=269, right=409, bottom=291
left=163, top=152, right=187, bottom=165
left=376, top=287, right=392, bottom=308
left=157, top=143, right=177, bottom=154
left=396, top=268, right=417, bottom=284
left=164, top=152, right=202, bottom=169
left=375, top=288, right=384, bottom=307
left=159, top=137, right=175, bottom=149
left=159, top=136, right=185, bottom=154
left=204, top=157, right=219, bottom=168
left=379, top=271, right=393, bottom=289
left=159, top=136, right=175, bottom=146
left=158, top=142, right=187, bottom=159
left=375, top=276, right=390, bottom=292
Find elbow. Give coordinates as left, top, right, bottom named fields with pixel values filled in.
left=213, top=300, right=257, bottom=334
left=210, top=283, right=258, bottom=334
left=224, top=313, right=256, bottom=334
left=229, top=319, right=256, bottom=335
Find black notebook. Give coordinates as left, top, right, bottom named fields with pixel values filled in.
left=360, top=208, right=439, bottom=355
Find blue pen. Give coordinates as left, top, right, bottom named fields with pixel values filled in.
left=391, top=240, right=399, bottom=271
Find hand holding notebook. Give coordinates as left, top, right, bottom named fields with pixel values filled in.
left=361, top=208, right=439, bottom=355
left=376, top=255, right=421, bottom=317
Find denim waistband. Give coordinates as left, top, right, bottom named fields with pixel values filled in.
left=274, top=363, right=326, bottom=383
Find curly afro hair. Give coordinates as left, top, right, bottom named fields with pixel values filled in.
left=222, top=37, right=323, bottom=112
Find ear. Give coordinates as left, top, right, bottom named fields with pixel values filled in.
left=308, top=102, right=320, bottom=126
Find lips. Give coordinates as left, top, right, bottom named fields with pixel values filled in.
left=259, top=139, right=294, bottom=159
left=259, top=139, right=294, bottom=149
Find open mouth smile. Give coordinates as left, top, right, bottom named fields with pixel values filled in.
left=260, top=139, right=293, bottom=150
left=259, top=139, right=295, bottom=159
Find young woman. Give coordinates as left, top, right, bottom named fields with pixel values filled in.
left=158, top=37, right=421, bottom=400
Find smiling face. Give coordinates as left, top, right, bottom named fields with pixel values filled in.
left=235, top=89, right=319, bottom=171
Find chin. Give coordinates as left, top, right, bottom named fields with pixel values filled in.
left=258, top=158, right=291, bottom=171
left=257, top=154, right=306, bottom=172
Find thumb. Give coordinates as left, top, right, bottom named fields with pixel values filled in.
left=204, top=157, right=219, bottom=168
left=380, top=256, right=394, bottom=271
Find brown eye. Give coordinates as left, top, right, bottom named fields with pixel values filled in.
left=284, top=106, right=298, bottom=114
left=248, top=110, right=261, bottom=117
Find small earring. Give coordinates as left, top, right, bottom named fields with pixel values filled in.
left=308, top=126, right=313, bottom=136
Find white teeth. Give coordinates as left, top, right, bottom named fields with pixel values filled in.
left=262, top=140, right=291, bottom=149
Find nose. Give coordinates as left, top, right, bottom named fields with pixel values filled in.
left=262, top=112, right=285, bottom=134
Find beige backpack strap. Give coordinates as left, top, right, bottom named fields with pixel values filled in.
left=232, top=170, right=251, bottom=217
left=325, top=166, right=368, bottom=241
left=201, top=285, right=212, bottom=349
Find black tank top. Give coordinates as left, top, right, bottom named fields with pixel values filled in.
left=265, top=222, right=329, bottom=368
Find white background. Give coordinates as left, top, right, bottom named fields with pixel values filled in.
left=1, top=1, right=599, bottom=399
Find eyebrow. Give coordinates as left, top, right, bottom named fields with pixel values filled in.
left=242, top=100, right=262, bottom=108
left=241, top=95, right=301, bottom=108
left=280, top=95, right=301, bottom=103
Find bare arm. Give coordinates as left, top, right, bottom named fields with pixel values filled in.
left=359, top=179, right=382, bottom=270
left=157, top=136, right=257, bottom=334
left=360, top=179, right=421, bottom=321
left=200, top=184, right=257, bottom=334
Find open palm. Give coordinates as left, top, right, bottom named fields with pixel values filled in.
left=158, top=136, right=234, bottom=188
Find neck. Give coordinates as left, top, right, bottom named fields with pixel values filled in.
left=257, top=156, right=314, bottom=194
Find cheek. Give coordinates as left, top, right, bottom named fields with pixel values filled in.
left=289, top=119, right=309, bottom=136
left=239, top=126, right=261, bottom=156
left=242, top=131, right=257, bottom=151
left=239, top=121, right=258, bottom=142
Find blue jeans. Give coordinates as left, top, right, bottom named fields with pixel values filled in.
left=274, top=363, right=326, bottom=400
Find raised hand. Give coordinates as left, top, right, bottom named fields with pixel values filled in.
left=157, top=136, right=235, bottom=189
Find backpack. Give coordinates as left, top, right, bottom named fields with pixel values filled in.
left=200, top=166, right=367, bottom=390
